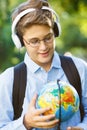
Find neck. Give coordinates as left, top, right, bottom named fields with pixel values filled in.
left=41, top=63, right=51, bottom=72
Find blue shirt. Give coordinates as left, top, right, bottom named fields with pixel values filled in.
left=0, top=51, right=87, bottom=130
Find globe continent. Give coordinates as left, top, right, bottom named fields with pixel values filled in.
left=37, top=80, right=80, bottom=122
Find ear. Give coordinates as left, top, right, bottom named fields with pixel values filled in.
left=11, top=33, right=22, bottom=49
left=53, top=22, right=61, bottom=37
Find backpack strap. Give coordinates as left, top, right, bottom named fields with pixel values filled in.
left=59, top=55, right=84, bottom=121
left=12, top=56, right=84, bottom=121
left=12, top=62, right=27, bottom=120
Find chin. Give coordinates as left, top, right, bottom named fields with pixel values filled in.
left=40, top=59, right=52, bottom=65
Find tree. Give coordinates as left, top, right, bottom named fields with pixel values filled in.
left=0, top=0, right=87, bottom=72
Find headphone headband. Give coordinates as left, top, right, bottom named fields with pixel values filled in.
left=12, top=6, right=61, bottom=48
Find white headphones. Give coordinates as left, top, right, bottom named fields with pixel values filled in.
left=12, top=6, right=61, bottom=48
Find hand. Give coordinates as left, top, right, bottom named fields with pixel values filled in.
left=67, top=126, right=84, bottom=130
left=23, top=94, right=59, bottom=129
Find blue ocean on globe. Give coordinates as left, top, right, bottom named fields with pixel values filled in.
left=37, top=80, right=80, bottom=122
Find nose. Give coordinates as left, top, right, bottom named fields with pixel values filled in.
left=39, top=41, right=47, bottom=50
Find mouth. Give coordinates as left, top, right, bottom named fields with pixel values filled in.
left=39, top=51, right=49, bottom=57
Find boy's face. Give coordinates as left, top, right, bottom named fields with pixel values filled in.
left=23, top=24, right=55, bottom=70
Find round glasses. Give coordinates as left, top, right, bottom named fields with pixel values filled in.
left=23, top=33, right=54, bottom=48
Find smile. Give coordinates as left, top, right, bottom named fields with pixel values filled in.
left=39, top=51, right=49, bottom=57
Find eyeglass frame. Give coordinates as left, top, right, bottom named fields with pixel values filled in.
left=23, top=32, right=54, bottom=48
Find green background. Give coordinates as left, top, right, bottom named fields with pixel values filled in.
left=0, top=0, right=87, bottom=72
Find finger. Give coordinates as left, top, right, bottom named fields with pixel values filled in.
left=71, top=127, right=84, bottom=130
left=35, top=107, right=51, bottom=115
left=35, top=118, right=59, bottom=128
left=67, top=127, right=71, bottom=130
left=33, top=114, right=58, bottom=122
left=67, top=126, right=84, bottom=130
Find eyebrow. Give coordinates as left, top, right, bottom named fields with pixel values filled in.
left=27, top=32, right=53, bottom=40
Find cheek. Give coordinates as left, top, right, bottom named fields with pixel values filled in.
left=53, top=40, right=56, bottom=49
left=26, top=47, right=37, bottom=58
left=49, top=42, right=55, bottom=52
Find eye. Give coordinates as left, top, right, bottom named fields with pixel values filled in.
left=29, top=38, right=39, bottom=44
left=44, top=33, right=53, bottom=42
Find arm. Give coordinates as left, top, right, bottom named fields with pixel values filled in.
left=0, top=67, right=59, bottom=130
left=0, top=68, right=26, bottom=130
left=67, top=57, right=87, bottom=130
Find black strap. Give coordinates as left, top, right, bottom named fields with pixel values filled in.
left=12, top=62, right=27, bottom=120
left=12, top=56, right=84, bottom=121
left=59, top=55, right=84, bottom=121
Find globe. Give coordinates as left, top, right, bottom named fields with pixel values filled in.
left=36, top=80, right=80, bottom=122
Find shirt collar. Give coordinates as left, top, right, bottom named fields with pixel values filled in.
left=24, top=51, right=61, bottom=73
left=24, top=52, right=40, bottom=73
left=51, top=51, right=61, bottom=69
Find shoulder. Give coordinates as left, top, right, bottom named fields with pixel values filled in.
left=71, top=55, right=87, bottom=69
left=70, top=55, right=87, bottom=78
left=0, top=67, right=14, bottom=85
left=0, top=67, right=15, bottom=98
left=0, top=66, right=14, bottom=76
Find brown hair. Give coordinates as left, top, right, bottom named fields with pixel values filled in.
left=12, top=0, right=54, bottom=46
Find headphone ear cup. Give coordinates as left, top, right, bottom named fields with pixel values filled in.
left=53, top=22, right=61, bottom=37
left=11, top=34, right=22, bottom=49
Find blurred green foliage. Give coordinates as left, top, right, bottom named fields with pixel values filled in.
left=0, top=0, right=87, bottom=72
